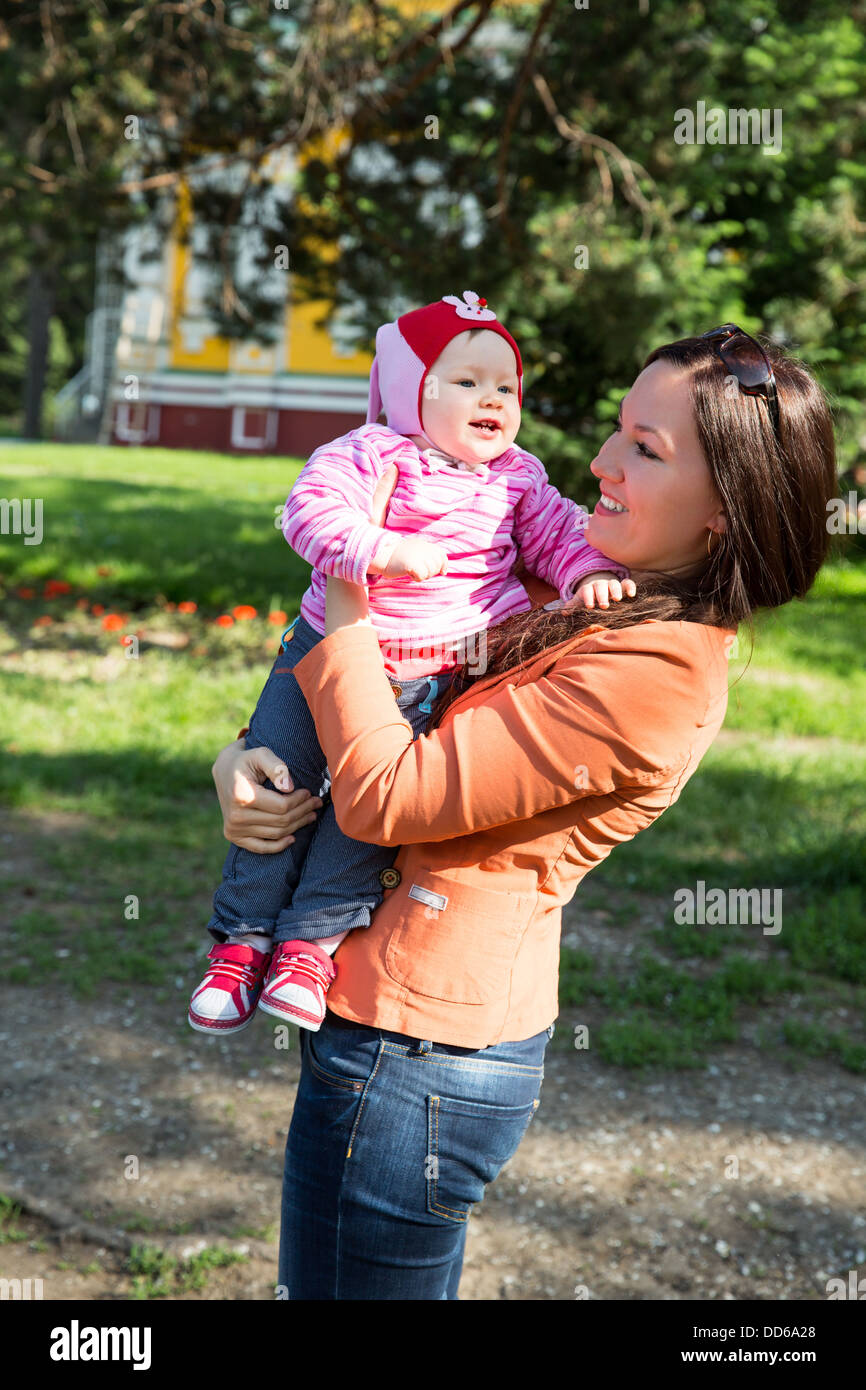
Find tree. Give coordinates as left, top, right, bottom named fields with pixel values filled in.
left=281, top=0, right=866, bottom=495
left=0, top=0, right=498, bottom=436
left=4, top=0, right=864, bottom=503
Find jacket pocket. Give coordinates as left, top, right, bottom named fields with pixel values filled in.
left=425, top=1093, right=541, bottom=1223
left=384, top=868, right=536, bottom=1005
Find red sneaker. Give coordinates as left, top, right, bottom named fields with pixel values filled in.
left=257, top=940, right=336, bottom=1032
left=188, top=942, right=272, bottom=1034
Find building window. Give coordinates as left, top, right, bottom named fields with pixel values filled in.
left=231, top=406, right=277, bottom=450
left=115, top=402, right=159, bottom=443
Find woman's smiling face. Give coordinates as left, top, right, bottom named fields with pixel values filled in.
left=583, top=359, right=727, bottom=575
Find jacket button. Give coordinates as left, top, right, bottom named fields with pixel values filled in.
left=379, top=867, right=401, bottom=889
left=391, top=684, right=403, bottom=699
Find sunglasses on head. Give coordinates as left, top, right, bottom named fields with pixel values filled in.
left=701, top=323, right=781, bottom=441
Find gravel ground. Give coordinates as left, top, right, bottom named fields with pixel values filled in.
left=1, top=967, right=864, bottom=1302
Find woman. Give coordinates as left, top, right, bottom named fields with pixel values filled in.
left=210, top=330, right=836, bottom=1299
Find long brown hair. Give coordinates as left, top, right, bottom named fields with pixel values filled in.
left=428, top=332, right=837, bottom=728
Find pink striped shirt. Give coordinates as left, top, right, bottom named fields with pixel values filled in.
left=281, top=424, right=628, bottom=680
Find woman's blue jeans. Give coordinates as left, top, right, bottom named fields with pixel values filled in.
left=277, top=1009, right=553, bottom=1300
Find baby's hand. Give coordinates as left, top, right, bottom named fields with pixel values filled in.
left=545, top=570, right=636, bottom=611
left=571, top=571, right=636, bottom=609
left=384, top=535, right=449, bottom=581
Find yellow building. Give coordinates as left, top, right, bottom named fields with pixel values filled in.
left=55, top=1, right=518, bottom=454
left=103, top=136, right=374, bottom=456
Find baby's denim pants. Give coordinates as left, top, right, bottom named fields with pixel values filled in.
left=206, top=613, right=455, bottom=945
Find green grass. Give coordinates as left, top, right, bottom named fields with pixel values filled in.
left=0, top=442, right=310, bottom=611
left=0, top=442, right=312, bottom=996
left=0, top=1195, right=27, bottom=1244
left=780, top=1020, right=866, bottom=1072
left=1, top=441, right=864, bottom=1071
left=126, top=1242, right=248, bottom=1299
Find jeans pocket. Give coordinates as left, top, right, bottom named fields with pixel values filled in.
left=307, top=1049, right=365, bottom=1093
left=304, top=1021, right=377, bottom=1093
left=425, top=1093, right=541, bottom=1224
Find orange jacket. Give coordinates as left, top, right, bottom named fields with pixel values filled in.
left=292, top=580, right=735, bottom=1047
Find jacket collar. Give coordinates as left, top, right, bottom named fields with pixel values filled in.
left=417, top=442, right=491, bottom=480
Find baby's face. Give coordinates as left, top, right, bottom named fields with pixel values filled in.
left=416, top=329, right=521, bottom=464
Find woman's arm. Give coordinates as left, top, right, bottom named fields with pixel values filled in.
left=294, top=577, right=714, bottom=848
left=324, top=567, right=376, bottom=635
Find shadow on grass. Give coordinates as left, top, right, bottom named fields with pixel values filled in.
left=0, top=475, right=313, bottom=614
left=1, top=736, right=864, bottom=887
left=0, top=745, right=216, bottom=814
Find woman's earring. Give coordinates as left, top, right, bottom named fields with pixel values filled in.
left=707, top=529, right=725, bottom=558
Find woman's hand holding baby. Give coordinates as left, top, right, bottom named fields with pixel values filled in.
left=212, top=739, right=323, bottom=853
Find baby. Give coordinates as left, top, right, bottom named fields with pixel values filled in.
left=189, top=290, right=632, bottom=1036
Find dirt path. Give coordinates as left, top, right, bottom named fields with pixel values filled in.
left=1, top=971, right=864, bottom=1301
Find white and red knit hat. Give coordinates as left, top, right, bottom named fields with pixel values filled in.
left=365, top=290, right=523, bottom=442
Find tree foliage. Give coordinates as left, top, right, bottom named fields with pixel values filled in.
left=2, top=0, right=864, bottom=500
left=287, top=0, right=866, bottom=495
